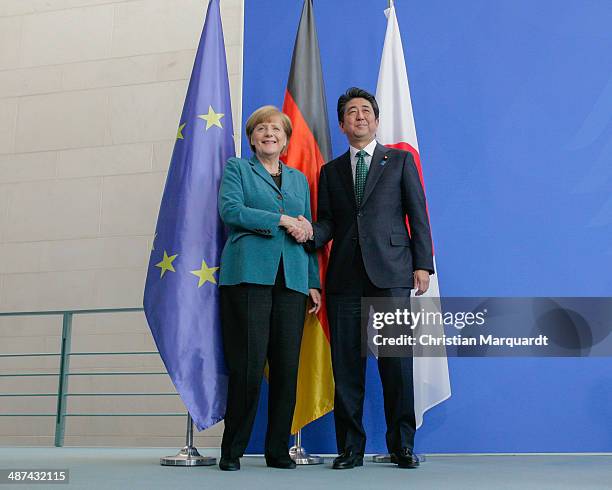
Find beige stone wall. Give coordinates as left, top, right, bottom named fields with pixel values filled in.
left=0, top=0, right=243, bottom=447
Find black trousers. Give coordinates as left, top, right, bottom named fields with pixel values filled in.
left=220, top=266, right=307, bottom=459
left=327, top=246, right=415, bottom=455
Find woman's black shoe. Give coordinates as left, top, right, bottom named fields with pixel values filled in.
left=219, top=457, right=240, bottom=471
left=265, top=456, right=296, bottom=469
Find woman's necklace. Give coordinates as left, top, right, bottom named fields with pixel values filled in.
left=269, top=161, right=282, bottom=177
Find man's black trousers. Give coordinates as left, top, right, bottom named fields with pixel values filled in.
left=326, top=248, right=416, bottom=455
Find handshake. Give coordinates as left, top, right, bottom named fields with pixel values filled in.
left=279, top=215, right=313, bottom=243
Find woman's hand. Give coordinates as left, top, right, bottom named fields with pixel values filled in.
left=279, top=215, right=311, bottom=243
left=279, top=214, right=298, bottom=229
left=308, top=288, right=321, bottom=314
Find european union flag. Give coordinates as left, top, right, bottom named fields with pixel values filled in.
left=143, top=0, right=233, bottom=431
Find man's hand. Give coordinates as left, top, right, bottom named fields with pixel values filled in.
left=413, top=270, right=430, bottom=296
left=308, top=288, right=321, bottom=314
left=296, top=215, right=313, bottom=240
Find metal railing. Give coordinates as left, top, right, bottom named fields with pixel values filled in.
left=0, top=308, right=181, bottom=446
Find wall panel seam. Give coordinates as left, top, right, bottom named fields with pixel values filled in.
left=0, top=0, right=144, bottom=20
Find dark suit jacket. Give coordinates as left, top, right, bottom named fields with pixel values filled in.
left=311, top=143, right=434, bottom=293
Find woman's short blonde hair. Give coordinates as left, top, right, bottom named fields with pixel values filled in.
left=245, top=105, right=293, bottom=154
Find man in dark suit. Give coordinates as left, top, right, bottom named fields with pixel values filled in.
left=298, top=87, right=434, bottom=469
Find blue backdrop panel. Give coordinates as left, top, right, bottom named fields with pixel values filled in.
left=241, top=0, right=612, bottom=453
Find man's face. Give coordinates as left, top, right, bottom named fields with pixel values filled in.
left=339, top=97, right=379, bottom=146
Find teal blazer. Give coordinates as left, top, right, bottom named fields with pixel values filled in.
left=218, top=155, right=320, bottom=295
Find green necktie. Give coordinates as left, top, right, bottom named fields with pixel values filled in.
left=355, top=149, right=368, bottom=207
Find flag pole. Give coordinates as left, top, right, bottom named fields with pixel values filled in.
left=282, top=0, right=334, bottom=465
left=160, top=413, right=216, bottom=466
left=144, top=0, right=234, bottom=464
left=289, top=429, right=323, bottom=465
left=373, top=0, right=398, bottom=465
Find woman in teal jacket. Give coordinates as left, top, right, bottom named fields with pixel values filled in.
left=217, top=106, right=320, bottom=471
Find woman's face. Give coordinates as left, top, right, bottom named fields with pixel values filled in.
left=250, top=115, right=287, bottom=160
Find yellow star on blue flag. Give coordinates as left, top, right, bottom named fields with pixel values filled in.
left=198, top=106, right=224, bottom=130
left=155, top=250, right=178, bottom=278
left=177, top=123, right=186, bottom=140
left=190, top=260, right=219, bottom=287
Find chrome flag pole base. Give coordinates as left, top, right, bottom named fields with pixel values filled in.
left=289, top=444, right=324, bottom=465
left=372, top=454, right=392, bottom=463
left=160, top=446, right=216, bottom=466
left=372, top=453, right=426, bottom=463
left=160, top=412, right=216, bottom=466
left=290, top=430, right=324, bottom=465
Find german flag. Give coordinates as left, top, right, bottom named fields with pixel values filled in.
left=281, top=0, right=334, bottom=434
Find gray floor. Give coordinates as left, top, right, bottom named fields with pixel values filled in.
left=1, top=448, right=611, bottom=489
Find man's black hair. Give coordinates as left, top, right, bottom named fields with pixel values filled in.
left=337, top=87, right=380, bottom=123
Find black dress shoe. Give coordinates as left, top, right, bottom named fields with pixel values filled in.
left=332, top=450, right=364, bottom=469
left=219, top=456, right=240, bottom=471
left=391, top=448, right=419, bottom=469
left=265, top=455, right=296, bottom=469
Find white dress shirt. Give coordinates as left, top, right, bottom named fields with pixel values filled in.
left=349, top=139, right=377, bottom=183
